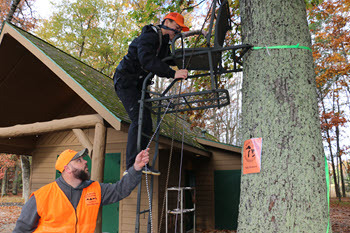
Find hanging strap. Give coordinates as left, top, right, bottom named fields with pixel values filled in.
left=252, top=43, right=312, bottom=51
left=151, top=25, right=163, bottom=56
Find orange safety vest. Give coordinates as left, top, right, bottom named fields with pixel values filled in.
left=30, top=181, right=101, bottom=233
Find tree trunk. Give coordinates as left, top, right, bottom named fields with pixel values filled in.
left=12, top=162, right=21, bottom=195
left=21, top=155, right=31, bottom=202
left=238, top=0, right=329, bottom=232
left=336, top=97, right=346, bottom=198
left=321, top=100, right=341, bottom=199
left=5, top=0, right=22, bottom=22
left=1, top=169, right=8, bottom=197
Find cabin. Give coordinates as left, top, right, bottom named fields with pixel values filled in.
left=0, top=22, right=242, bottom=232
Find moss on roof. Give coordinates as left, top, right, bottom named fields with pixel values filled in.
left=7, top=22, right=207, bottom=151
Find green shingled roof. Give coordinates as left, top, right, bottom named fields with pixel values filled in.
left=6, top=22, right=214, bottom=151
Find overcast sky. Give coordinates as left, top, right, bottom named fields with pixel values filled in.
left=33, top=0, right=57, bottom=19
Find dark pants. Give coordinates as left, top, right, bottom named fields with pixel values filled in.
left=114, top=73, right=153, bottom=169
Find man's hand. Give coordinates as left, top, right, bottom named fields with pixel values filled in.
left=174, top=69, right=188, bottom=79
left=134, top=148, right=150, bottom=171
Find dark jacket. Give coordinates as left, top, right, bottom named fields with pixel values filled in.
left=13, top=166, right=141, bottom=233
left=113, top=24, right=176, bottom=89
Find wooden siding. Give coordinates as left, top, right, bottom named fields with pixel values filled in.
left=194, top=157, right=215, bottom=230
left=212, top=148, right=241, bottom=171
left=194, top=148, right=241, bottom=231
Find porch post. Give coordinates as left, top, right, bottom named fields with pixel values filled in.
left=91, top=122, right=107, bottom=233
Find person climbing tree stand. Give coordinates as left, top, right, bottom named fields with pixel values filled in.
left=113, top=12, right=189, bottom=176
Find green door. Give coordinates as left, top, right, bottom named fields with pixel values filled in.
left=102, top=153, right=121, bottom=233
left=214, top=170, right=241, bottom=230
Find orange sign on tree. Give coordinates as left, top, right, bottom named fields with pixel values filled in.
left=243, top=138, right=262, bottom=174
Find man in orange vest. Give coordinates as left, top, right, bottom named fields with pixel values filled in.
left=13, top=147, right=149, bottom=232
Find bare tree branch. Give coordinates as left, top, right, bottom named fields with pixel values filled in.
left=5, top=0, right=22, bottom=23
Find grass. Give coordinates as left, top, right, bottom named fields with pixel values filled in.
left=330, top=197, right=350, bottom=206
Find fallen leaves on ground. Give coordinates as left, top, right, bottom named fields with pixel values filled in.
left=330, top=197, right=350, bottom=233
left=0, top=193, right=25, bottom=205
left=0, top=196, right=349, bottom=232
left=0, top=205, right=22, bottom=225
left=0, top=193, right=24, bottom=230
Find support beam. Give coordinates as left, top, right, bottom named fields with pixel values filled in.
left=90, top=122, right=106, bottom=182
left=0, top=114, right=103, bottom=138
left=90, top=122, right=106, bottom=233
left=72, top=129, right=93, bottom=158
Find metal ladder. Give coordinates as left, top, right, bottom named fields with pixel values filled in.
left=166, top=187, right=196, bottom=233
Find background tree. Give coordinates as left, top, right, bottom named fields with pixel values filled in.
left=34, top=0, right=134, bottom=77
left=0, top=0, right=37, bottom=30
left=237, top=0, right=329, bottom=232
left=0, top=154, right=16, bottom=197
left=11, top=157, right=21, bottom=195
left=128, top=0, right=194, bottom=27
left=308, top=0, right=350, bottom=199
left=20, top=155, right=31, bottom=202
left=34, top=0, right=196, bottom=77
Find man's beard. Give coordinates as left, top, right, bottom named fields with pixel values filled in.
left=72, top=167, right=90, bottom=181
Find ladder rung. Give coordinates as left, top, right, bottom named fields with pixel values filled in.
left=139, top=209, right=150, bottom=215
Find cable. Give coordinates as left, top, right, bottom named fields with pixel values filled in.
left=144, top=93, right=176, bottom=233
left=158, top=80, right=184, bottom=233
left=174, top=126, right=185, bottom=232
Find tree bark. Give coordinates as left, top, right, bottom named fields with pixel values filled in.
left=1, top=169, right=8, bottom=197
left=321, top=100, right=341, bottom=199
left=336, top=97, right=346, bottom=198
left=12, top=161, right=21, bottom=195
left=21, top=155, right=31, bottom=202
left=238, top=0, right=329, bottom=232
left=5, top=0, right=22, bottom=22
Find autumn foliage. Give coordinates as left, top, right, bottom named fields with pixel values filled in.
left=308, top=0, right=349, bottom=145
left=0, top=0, right=37, bottom=30
left=308, top=0, right=350, bottom=198
left=0, top=154, right=16, bottom=180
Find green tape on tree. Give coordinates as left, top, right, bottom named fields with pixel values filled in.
left=252, top=43, right=312, bottom=51
left=325, top=156, right=330, bottom=233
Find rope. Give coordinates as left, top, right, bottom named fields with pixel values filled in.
left=174, top=126, right=185, bottom=232
left=158, top=80, right=184, bottom=233
left=143, top=92, right=176, bottom=233
left=144, top=167, right=153, bottom=232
